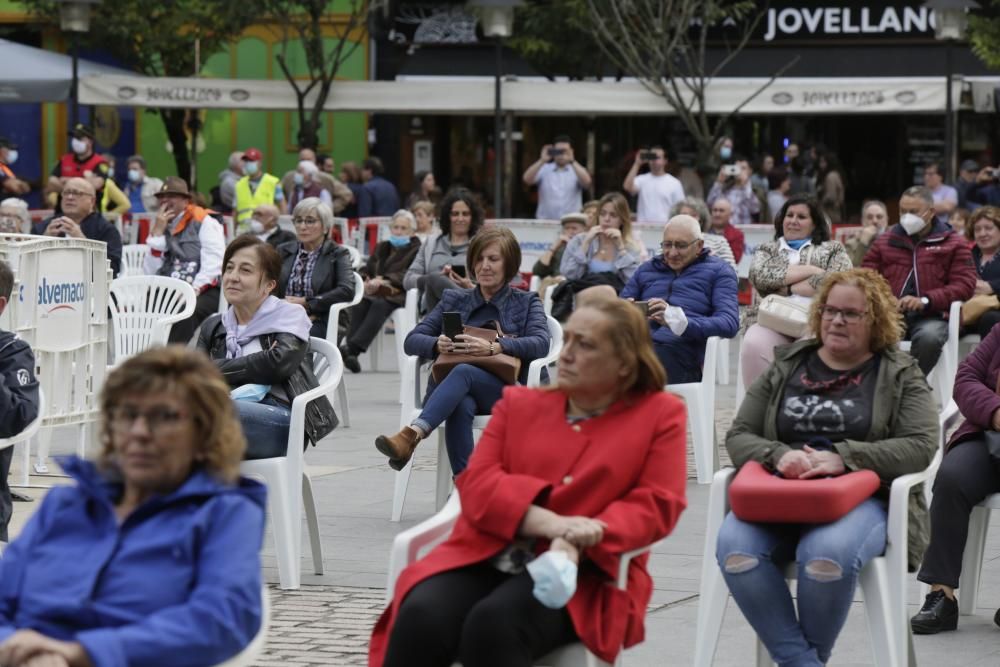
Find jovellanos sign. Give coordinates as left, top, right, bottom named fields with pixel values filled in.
left=762, top=4, right=937, bottom=42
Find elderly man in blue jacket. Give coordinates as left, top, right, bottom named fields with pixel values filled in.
left=621, top=214, right=739, bottom=383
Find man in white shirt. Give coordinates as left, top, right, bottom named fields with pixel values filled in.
left=623, top=146, right=685, bottom=224
left=522, top=135, right=592, bottom=220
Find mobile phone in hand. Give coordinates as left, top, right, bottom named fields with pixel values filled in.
left=443, top=312, right=463, bottom=341
left=450, top=265, right=467, bottom=279
left=548, top=147, right=565, bottom=157
left=632, top=300, right=649, bottom=317
left=640, top=151, right=657, bottom=161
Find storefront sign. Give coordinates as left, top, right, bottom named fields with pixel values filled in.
left=762, top=4, right=935, bottom=42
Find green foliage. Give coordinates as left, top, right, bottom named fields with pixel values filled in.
left=506, top=0, right=605, bottom=80
left=969, top=0, right=1000, bottom=70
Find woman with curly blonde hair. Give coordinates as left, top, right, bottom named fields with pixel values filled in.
left=717, top=268, right=937, bottom=666
left=0, top=347, right=266, bottom=667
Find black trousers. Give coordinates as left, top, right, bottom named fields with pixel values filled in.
left=345, top=297, right=399, bottom=355
left=975, top=310, right=1000, bottom=339
left=382, top=562, right=578, bottom=667
left=168, top=286, right=221, bottom=344
left=918, top=437, right=1000, bottom=589
left=0, top=446, right=13, bottom=542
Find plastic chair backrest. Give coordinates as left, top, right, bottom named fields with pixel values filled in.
left=324, top=272, right=364, bottom=342
left=120, top=244, right=149, bottom=278
left=109, top=276, right=197, bottom=364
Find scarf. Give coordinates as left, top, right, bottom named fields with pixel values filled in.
left=223, top=295, right=312, bottom=359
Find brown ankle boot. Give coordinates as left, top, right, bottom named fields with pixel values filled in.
left=375, top=426, right=422, bottom=470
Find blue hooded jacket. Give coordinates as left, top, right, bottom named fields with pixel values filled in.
left=0, top=457, right=266, bottom=667
left=620, top=250, right=739, bottom=366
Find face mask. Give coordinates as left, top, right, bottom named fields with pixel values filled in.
left=250, top=219, right=266, bottom=235
left=719, top=146, right=733, bottom=160
left=5, top=150, right=17, bottom=165
left=128, top=169, right=141, bottom=183
left=107, top=167, right=115, bottom=179
left=526, top=550, right=577, bottom=609
left=293, top=173, right=304, bottom=186
left=785, top=238, right=809, bottom=250
left=388, top=234, right=410, bottom=248
left=230, top=383, right=271, bottom=402
left=900, top=213, right=928, bottom=236
left=71, top=138, right=88, bottom=155
left=244, top=161, right=259, bottom=176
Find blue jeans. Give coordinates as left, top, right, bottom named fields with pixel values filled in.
left=715, top=498, right=888, bottom=667
left=236, top=397, right=291, bottom=460
left=653, top=342, right=703, bottom=385
left=413, top=364, right=506, bottom=474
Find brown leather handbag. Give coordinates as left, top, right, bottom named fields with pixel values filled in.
left=431, top=323, right=522, bottom=385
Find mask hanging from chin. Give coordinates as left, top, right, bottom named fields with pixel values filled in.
left=900, top=213, right=928, bottom=236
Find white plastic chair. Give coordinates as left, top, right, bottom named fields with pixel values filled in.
left=391, top=288, right=420, bottom=404
left=7, top=387, right=44, bottom=490
left=211, top=586, right=270, bottom=667
left=325, top=272, right=363, bottom=428
left=670, top=336, right=720, bottom=485
left=693, top=401, right=958, bottom=667
left=239, top=337, right=343, bottom=590
left=344, top=244, right=363, bottom=270
left=119, top=244, right=149, bottom=278
left=387, top=491, right=649, bottom=667
left=391, top=315, right=564, bottom=522
left=716, top=336, right=730, bottom=385
left=542, top=282, right=557, bottom=317
left=108, top=276, right=196, bottom=365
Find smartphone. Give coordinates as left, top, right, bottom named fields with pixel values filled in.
left=547, top=147, right=565, bottom=158
left=632, top=300, right=649, bottom=317
left=722, top=164, right=741, bottom=177
left=640, top=150, right=657, bottom=161
left=443, top=312, right=463, bottom=342
left=450, top=265, right=467, bottom=278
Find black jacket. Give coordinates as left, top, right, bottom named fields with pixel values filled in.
left=197, top=315, right=337, bottom=447
left=33, top=212, right=123, bottom=277
left=0, top=331, right=39, bottom=438
left=362, top=238, right=421, bottom=306
left=275, top=240, right=354, bottom=320
left=264, top=229, right=297, bottom=249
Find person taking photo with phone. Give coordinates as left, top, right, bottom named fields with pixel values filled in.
left=624, top=146, right=685, bottom=224
left=707, top=156, right=760, bottom=226
left=522, top=135, right=592, bottom=221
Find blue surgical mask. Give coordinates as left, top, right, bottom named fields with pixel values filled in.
left=230, top=383, right=271, bottom=402
left=720, top=146, right=733, bottom=160
left=5, top=150, right=17, bottom=165
left=293, top=173, right=304, bottom=186
left=244, top=161, right=259, bottom=176
left=526, top=550, right=578, bottom=609
left=128, top=168, right=141, bottom=183
left=388, top=234, right=410, bottom=248
left=785, top=238, right=809, bottom=250
left=107, top=167, right=115, bottom=179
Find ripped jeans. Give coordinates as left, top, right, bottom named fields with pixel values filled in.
left=715, top=498, right=887, bottom=667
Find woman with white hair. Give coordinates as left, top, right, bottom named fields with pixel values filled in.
left=340, top=209, right=422, bottom=372
left=0, top=198, right=30, bottom=234
left=288, top=160, right=333, bottom=211
left=275, top=197, right=355, bottom=338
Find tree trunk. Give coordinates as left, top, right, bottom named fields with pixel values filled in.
left=297, top=115, right=321, bottom=151
left=160, top=108, right=192, bottom=184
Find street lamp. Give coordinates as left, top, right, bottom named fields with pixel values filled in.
left=468, top=0, right=522, bottom=218
left=57, top=0, right=100, bottom=129
left=924, top=0, right=979, bottom=181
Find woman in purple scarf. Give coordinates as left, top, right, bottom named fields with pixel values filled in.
left=197, top=236, right=337, bottom=459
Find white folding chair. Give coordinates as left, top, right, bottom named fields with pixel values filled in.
left=119, top=244, right=149, bottom=278
left=542, top=282, right=556, bottom=317
left=386, top=491, right=648, bottom=667
left=239, top=337, right=342, bottom=590
left=670, top=336, right=720, bottom=485
left=108, top=276, right=196, bottom=365
left=693, top=401, right=957, bottom=667
left=211, top=586, right=270, bottom=667
left=7, top=387, right=43, bottom=491
left=391, top=315, right=563, bottom=522
left=325, top=272, right=363, bottom=427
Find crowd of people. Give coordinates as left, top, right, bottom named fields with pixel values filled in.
left=2, top=125, right=1000, bottom=667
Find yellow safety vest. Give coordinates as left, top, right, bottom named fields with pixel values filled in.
left=235, top=173, right=279, bottom=224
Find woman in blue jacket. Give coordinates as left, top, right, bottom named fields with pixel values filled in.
left=375, top=226, right=551, bottom=475
left=0, top=347, right=265, bottom=667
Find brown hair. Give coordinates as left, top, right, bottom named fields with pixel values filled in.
left=467, top=225, right=521, bottom=283
left=808, top=268, right=903, bottom=352
left=597, top=192, right=638, bottom=249
left=224, top=235, right=283, bottom=290
left=340, top=161, right=362, bottom=184
left=98, top=347, right=246, bottom=483
left=968, top=206, right=1000, bottom=243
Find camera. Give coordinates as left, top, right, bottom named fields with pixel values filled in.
left=547, top=147, right=565, bottom=158
left=640, top=151, right=658, bottom=161
left=722, top=164, right=741, bottom=177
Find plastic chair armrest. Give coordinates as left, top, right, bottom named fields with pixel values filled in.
left=386, top=494, right=461, bottom=596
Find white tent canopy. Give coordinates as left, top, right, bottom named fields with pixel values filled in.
left=0, top=38, right=135, bottom=103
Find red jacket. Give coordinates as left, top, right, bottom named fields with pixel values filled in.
left=861, top=222, right=975, bottom=315
left=721, top=223, right=745, bottom=263
left=368, top=387, right=688, bottom=666
left=949, top=324, right=1000, bottom=451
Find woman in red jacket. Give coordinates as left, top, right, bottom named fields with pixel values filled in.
left=369, top=294, right=688, bottom=667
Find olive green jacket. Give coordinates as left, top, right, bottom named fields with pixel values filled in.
left=725, top=339, right=938, bottom=570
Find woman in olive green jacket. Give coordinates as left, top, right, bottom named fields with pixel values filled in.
left=719, top=268, right=937, bottom=667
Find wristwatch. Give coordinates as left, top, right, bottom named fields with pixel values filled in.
left=920, top=296, right=930, bottom=310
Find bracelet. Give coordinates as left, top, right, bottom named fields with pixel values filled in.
left=489, top=342, right=495, bottom=356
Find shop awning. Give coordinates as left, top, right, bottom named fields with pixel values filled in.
left=0, top=38, right=135, bottom=103
left=79, top=73, right=959, bottom=115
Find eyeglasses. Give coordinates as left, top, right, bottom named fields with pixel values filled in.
left=110, top=406, right=188, bottom=434
left=820, top=306, right=867, bottom=323
left=660, top=241, right=698, bottom=251
left=62, top=189, right=93, bottom=199
left=292, top=217, right=322, bottom=227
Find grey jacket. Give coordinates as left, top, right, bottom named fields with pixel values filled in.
left=726, top=339, right=938, bottom=570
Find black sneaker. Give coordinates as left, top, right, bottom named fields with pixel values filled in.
left=339, top=346, right=361, bottom=374
left=911, top=590, right=958, bottom=634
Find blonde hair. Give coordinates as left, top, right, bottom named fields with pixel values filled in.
left=808, top=268, right=903, bottom=352
left=98, top=347, right=246, bottom=483
left=597, top=192, right=638, bottom=250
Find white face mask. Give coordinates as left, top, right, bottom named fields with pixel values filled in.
left=244, top=161, right=259, bottom=176
left=900, top=212, right=929, bottom=236
left=526, top=550, right=578, bottom=609
left=250, top=219, right=266, bottom=235
left=5, top=150, right=17, bottom=165
left=71, top=138, right=89, bottom=155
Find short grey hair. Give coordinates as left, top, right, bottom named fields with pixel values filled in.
left=901, top=186, right=933, bottom=207
left=293, top=197, right=334, bottom=230
left=228, top=151, right=243, bottom=171
left=861, top=199, right=888, bottom=217
left=297, top=160, right=319, bottom=175
left=0, top=198, right=29, bottom=231
left=391, top=209, right=416, bottom=231
left=671, top=197, right=710, bottom=231
left=665, top=214, right=704, bottom=240
left=126, top=154, right=146, bottom=170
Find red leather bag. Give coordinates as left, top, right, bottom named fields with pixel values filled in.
left=728, top=460, right=881, bottom=524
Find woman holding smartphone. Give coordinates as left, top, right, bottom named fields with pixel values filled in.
left=403, top=188, right=484, bottom=312
left=376, top=227, right=550, bottom=475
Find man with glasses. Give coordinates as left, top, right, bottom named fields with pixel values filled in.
left=624, top=146, right=685, bottom=224
left=620, top=214, right=738, bottom=383
left=863, top=185, right=976, bottom=375
left=32, top=177, right=123, bottom=277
